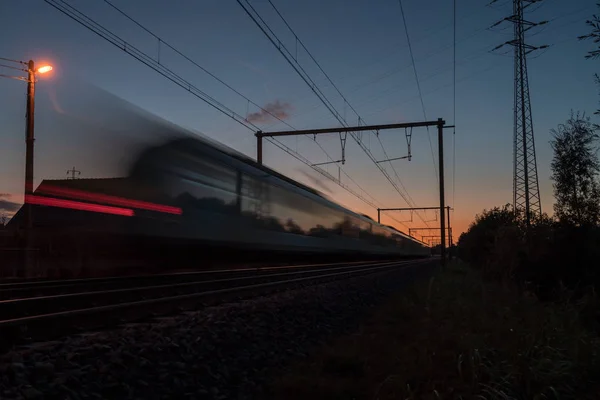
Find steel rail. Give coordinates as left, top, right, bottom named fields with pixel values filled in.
left=0, top=260, right=407, bottom=317
left=0, top=259, right=434, bottom=352
left=1, top=259, right=431, bottom=327
left=0, top=258, right=399, bottom=291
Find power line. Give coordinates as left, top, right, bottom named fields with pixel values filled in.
left=306, top=1, right=496, bottom=92
left=273, top=0, right=478, bottom=219
left=363, top=58, right=509, bottom=120
left=268, top=0, right=425, bottom=214
left=397, top=0, right=438, bottom=185
left=453, top=0, right=457, bottom=231
left=238, top=0, right=432, bottom=228
left=261, top=16, right=499, bottom=130
left=44, top=0, right=258, bottom=132
left=102, top=0, right=295, bottom=132
left=0, top=57, right=26, bottom=65
left=0, top=63, right=27, bottom=72
left=266, top=0, right=362, bottom=126
left=44, top=0, right=399, bottom=226
left=267, top=0, right=424, bottom=219
left=349, top=43, right=493, bottom=112
left=267, top=138, right=377, bottom=207
left=101, top=0, right=388, bottom=215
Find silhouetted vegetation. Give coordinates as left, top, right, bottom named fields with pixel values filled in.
left=272, top=262, right=600, bottom=399
left=580, top=4, right=600, bottom=115
left=459, top=112, right=600, bottom=306
left=551, top=112, right=600, bottom=225
left=579, top=3, right=600, bottom=60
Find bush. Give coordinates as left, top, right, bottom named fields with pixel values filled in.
left=457, top=205, right=600, bottom=303
left=271, top=263, right=600, bottom=399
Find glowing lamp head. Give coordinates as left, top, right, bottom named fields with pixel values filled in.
left=36, top=65, right=53, bottom=74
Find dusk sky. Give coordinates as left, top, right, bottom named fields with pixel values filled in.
left=1, top=0, right=598, bottom=239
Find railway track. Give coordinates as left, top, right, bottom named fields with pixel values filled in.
left=0, top=258, right=433, bottom=352
left=0, top=259, right=407, bottom=300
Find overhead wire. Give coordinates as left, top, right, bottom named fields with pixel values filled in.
left=102, top=0, right=293, bottom=132
left=453, top=0, right=457, bottom=243
left=310, top=0, right=496, bottom=93
left=0, top=63, right=27, bottom=72
left=108, top=0, right=390, bottom=214
left=349, top=43, right=494, bottom=111
left=239, top=0, right=432, bottom=228
left=267, top=137, right=382, bottom=209
left=44, top=0, right=258, bottom=132
left=267, top=0, right=425, bottom=223
left=261, top=14, right=500, bottom=131
left=397, top=0, right=439, bottom=185
left=0, top=57, right=26, bottom=65
left=364, top=58, right=509, bottom=120
left=43, top=0, right=393, bottom=225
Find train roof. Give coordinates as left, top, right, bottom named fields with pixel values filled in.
left=132, top=136, right=326, bottom=198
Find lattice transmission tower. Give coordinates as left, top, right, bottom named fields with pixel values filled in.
left=492, top=0, right=548, bottom=225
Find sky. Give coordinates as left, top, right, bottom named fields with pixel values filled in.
left=1, top=0, right=599, bottom=240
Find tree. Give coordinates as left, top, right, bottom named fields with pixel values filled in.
left=457, top=204, right=522, bottom=271
left=579, top=4, right=600, bottom=115
left=550, top=112, right=600, bottom=226
left=579, top=3, right=600, bottom=60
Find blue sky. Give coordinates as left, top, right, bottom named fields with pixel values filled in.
left=1, top=0, right=598, bottom=236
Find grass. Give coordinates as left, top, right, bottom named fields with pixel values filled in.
left=269, top=262, right=600, bottom=399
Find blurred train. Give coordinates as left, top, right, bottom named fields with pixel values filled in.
left=7, top=134, right=431, bottom=277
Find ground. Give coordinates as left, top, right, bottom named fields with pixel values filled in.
left=270, top=261, right=600, bottom=400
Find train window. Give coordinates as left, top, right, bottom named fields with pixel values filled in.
left=240, top=174, right=282, bottom=232
left=260, top=182, right=317, bottom=234
left=240, top=175, right=349, bottom=237
left=175, top=155, right=237, bottom=194
left=165, top=171, right=237, bottom=214
left=339, top=215, right=360, bottom=238
left=362, top=220, right=372, bottom=232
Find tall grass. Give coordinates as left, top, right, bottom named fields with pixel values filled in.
left=270, top=262, right=600, bottom=399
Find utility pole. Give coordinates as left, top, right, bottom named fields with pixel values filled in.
left=437, top=118, right=446, bottom=263
left=0, top=57, right=53, bottom=277
left=256, top=132, right=263, bottom=165
left=23, top=60, right=36, bottom=278
left=491, top=0, right=547, bottom=226
left=446, top=206, right=453, bottom=260
left=67, top=167, right=81, bottom=180
left=25, top=60, right=35, bottom=233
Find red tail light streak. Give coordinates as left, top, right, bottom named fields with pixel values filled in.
left=37, top=185, right=182, bottom=215
left=26, top=195, right=134, bottom=217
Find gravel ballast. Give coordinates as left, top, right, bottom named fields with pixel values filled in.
left=0, top=261, right=435, bottom=399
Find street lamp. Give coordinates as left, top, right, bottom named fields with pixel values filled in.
left=0, top=57, right=53, bottom=276
left=36, top=65, right=53, bottom=74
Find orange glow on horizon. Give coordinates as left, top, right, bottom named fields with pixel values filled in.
left=25, top=194, right=134, bottom=216
left=337, top=197, right=471, bottom=242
